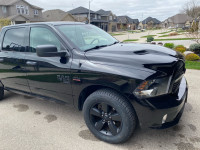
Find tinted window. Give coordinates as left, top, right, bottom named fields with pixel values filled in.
left=56, top=25, right=117, bottom=51
left=2, top=28, right=25, bottom=52
left=29, top=27, right=61, bottom=53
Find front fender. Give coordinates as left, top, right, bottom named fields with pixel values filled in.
left=71, top=61, right=155, bottom=110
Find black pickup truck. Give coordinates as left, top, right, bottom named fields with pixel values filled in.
left=0, top=22, right=188, bottom=144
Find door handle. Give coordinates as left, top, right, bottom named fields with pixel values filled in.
left=26, top=61, right=37, bottom=66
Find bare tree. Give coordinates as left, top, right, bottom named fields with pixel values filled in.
left=183, top=0, right=200, bottom=19
left=183, top=0, right=200, bottom=43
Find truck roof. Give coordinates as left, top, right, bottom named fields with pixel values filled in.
left=3, top=21, right=85, bottom=29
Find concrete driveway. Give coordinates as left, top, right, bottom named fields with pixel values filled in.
left=0, top=69, right=200, bottom=150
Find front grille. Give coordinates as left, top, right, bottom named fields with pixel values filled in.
left=171, top=61, right=185, bottom=94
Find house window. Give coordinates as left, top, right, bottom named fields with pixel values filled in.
left=25, top=6, right=29, bottom=15
left=21, top=6, right=25, bottom=14
left=98, top=15, right=101, bottom=19
left=109, top=16, right=112, bottom=21
left=16, top=5, right=21, bottom=14
left=2, top=6, right=7, bottom=14
left=34, top=10, right=38, bottom=15
left=16, top=5, right=27, bottom=15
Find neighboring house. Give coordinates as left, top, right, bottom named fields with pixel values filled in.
left=138, top=21, right=143, bottom=30
left=43, top=9, right=88, bottom=22
left=96, top=9, right=118, bottom=32
left=0, top=0, right=44, bottom=24
left=142, top=17, right=161, bottom=29
left=117, top=16, right=128, bottom=30
left=198, top=17, right=200, bottom=32
left=163, top=14, right=193, bottom=28
left=133, top=19, right=139, bottom=30
left=117, top=16, right=139, bottom=30
left=68, top=6, right=108, bottom=31
left=195, top=17, right=200, bottom=32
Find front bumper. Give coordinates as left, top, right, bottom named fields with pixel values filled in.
left=131, top=76, right=188, bottom=129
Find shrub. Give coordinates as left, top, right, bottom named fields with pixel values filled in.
left=184, top=51, right=194, bottom=56
left=158, top=42, right=163, bottom=46
left=175, top=45, right=184, bottom=48
left=189, top=43, right=200, bottom=54
left=147, top=36, right=154, bottom=42
left=175, top=45, right=186, bottom=53
left=164, top=43, right=175, bottom=49
left=0, top=18, right=11, bottom=28
left=169, top=32, right=179, bottom=36
left=185, top=53, right=200, bottom=61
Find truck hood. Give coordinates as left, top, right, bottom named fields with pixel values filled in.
left=85, top=43, right=179, bottom=71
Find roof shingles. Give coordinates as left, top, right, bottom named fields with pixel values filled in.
left=166, top=14, right=193, bottom=24
left=96, top=9, right=111, bottom=16
left=142, top=17, right=161, bottom=24
left=68, top=6, right=95, bottom=15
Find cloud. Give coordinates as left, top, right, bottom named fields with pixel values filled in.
left=27, top=0, right=189, bottom=21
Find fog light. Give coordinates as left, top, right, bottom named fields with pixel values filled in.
left=162, top=114, right=168, bottom=124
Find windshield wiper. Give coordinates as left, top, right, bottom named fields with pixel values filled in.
left=84, top=45, right=108, bottom=52
left=109, top=41, right=119, bottom=46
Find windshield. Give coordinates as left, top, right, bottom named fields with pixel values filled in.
left=56, top=24, right=118, bottom=51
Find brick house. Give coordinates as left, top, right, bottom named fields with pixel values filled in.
left=163, top=14, right=193, bottom=28
left=117, top=16, right=139, bottom=31
left=0, top=0, right=44, bottom=24
left=96, top=9, right=118, bottom=32
left=141, top=17, right=161, bottom=29
left=68, top=6, right=109, bottom=31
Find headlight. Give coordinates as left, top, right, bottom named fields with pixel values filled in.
left=133, top=77, right=171, bottom=99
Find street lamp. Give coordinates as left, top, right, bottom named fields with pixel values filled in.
left=89, top=0, right=93, bottom=24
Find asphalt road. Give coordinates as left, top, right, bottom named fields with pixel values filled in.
left=0, top=69, right=200, bottom=150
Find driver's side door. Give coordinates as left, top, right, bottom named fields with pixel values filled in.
left=24, top=26, right=73, bottom=104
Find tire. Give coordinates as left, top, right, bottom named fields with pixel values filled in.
left=0, top=86, right=4, bottom=101
left=83, top=89, right=137, bottom=144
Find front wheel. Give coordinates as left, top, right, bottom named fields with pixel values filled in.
left=83, top=89, right=137, bottom=144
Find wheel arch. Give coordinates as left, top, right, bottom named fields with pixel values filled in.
left=0, top=81, right=4, bottom=88
left=77, top=84, right=136, bottom=112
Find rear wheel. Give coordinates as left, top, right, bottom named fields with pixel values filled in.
left=83, top=89, right=137, bottom=144
left=0, top=86, right=4, bottom=101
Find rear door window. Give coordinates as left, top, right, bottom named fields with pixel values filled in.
left=2, top=28, right=26, bottom=52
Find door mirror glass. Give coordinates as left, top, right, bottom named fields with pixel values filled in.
left=36, top=45, right=67, bottom=57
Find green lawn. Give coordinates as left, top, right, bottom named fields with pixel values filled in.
left=110, top=33, right=124, bottom=36
left=159, top=34, right=170, bottom=37
left=157, top=31, right=172, bottom=34
left=185, top=61, right=200, bottom=70
left=127, top=30, right=139, bottom=33
left=141, top=35, right=156, bottom=38
left=177, top=30, right=186, bottom=33
left=123, top=39, right=139, bottom=42
left=154, top=38, right=196, bottom=41
left=158, top=34, right=180, bottom=37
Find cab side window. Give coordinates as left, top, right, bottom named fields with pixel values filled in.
left=29, top=27, right=61, bottom=53
left=2, top=28, right=25, bottom=52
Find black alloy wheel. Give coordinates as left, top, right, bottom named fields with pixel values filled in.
left=83, top=89, right=137, bottom=144
left=89, top=102, right=122, bottom=136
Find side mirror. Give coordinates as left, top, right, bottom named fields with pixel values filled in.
left=36, top=45, right=67, bottom=57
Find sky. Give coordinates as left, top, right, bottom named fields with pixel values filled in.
left=26, top=0, right=190, bottom=21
